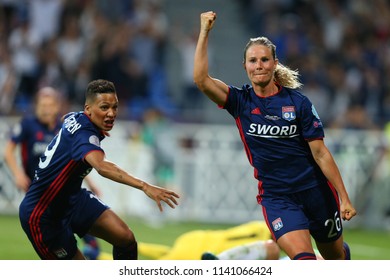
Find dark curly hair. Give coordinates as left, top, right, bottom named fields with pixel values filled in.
left=85, top=79, right=116, bottom=103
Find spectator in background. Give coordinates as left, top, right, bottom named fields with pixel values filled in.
left=0, top=1, right=21, bottom=39
left=56, top=13, right=87, bottom=104
left=28, top=0, right=63, bottom=46
left=171, top=26, right=210, bottom=120
left=90, top=21, right=147, bottom=118
left=36, top=39, right=67, bottom=97
left=330, top=103, right=379, bottom=131
left=0, top=42, right=18, bottom=115
left=316, top=1, right=347, bottom=52
left=139, top=108, right=175, bottom=188
left=124, top=0, right=171, bottom=119
left=8, top=12, right=40, bottom=108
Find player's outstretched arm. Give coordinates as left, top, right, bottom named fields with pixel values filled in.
left=85, top=150, right=180, bottom=212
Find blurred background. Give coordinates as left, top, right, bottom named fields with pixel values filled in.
left=1, top=0, right=390, bottom=258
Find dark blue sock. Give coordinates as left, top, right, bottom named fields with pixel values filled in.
left=293, top=252, right=317, bottom=260
left=343, top=242, right=351, bottom=260
left=113, top=241, right=138, bottom=260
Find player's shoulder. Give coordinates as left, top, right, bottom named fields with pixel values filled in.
left=282, top=87, right=306, bottom=99
left=62, top=111, right=99, bottom=138
left=62, top=111, right=94, bottom=135
left=229, top=84, right=252, bottom=94
left=63, top=111, right=90, bottom=126
left=282, top=87, right=311, bottom=106
left=228, top=84, right=254, bottom=103
left=20, top=115, right=38, bottom=125
left=16, top=116, right=43, bottom=133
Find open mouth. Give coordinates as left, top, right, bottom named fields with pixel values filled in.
left=104, top=119, right=114, bottom=127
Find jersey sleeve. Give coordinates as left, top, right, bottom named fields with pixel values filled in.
left=300, top=96, right=325, bottom=140
left=223, top=85, right=248, bottom=118
left=10, top=118, right=28, bottom=144
left=71, top=128, right=104, bottom=161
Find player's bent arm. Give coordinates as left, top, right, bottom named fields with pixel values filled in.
left=85, top=150, right=179, bottom=211
left=3, top=140, right=30, bottom=191
left=308, top=140, right=349, bottom=199
left=4, top=141, right=20, bottom=176
left=194, top=75, right=229, bottom=107
left=308, top=139, right=356, bottom=219
left=193, top=11, right=228, bottom=106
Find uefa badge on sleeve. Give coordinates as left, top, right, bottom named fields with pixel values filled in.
left=282, top=106, right=296, bottom=121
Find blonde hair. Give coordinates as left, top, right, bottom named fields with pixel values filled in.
left=243, top=37, right=303, bottom=89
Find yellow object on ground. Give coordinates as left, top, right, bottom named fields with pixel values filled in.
left=138, top=221, right=271, bottom=260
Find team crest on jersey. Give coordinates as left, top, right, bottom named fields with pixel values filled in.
left=282, top=106, right=296, bottom=121
left=272, top=217, right=283, bottom=231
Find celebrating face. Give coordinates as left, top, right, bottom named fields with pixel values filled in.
left=85, top=93, right=118, bottom=131
left=244, top=44, right=278, bottom=88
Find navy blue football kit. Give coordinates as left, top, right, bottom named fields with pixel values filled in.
left=19, top=112, right=109, bottom=259
left=223, top=84, right=342, bottom=241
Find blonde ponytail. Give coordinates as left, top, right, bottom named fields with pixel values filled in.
left=274, top=63, right=302, bottom=89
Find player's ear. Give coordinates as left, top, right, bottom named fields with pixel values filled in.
left=84, top=104, right=91, bottom=116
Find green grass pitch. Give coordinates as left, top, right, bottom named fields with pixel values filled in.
left=0, top=214, right=389, bottom=260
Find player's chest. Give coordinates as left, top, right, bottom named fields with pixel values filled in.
left=240, top=100, right=299, bottom=138
left=247, top=96, right=297, bottom=123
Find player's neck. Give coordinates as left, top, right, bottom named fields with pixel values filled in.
left=254, top=83, right=279, bottom=97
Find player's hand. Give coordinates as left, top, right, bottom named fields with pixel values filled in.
left=143, top=184, right=180, bottom=212
left=15, top=171, right=31, bottom=193
left=200, top=11, right=217, bottom=33
left=340, top=200, right=357, bottom=221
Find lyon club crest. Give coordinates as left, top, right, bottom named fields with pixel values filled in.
left=282, top=106, right=296, bottom=121
left=272, top=217, right=284, bottom=231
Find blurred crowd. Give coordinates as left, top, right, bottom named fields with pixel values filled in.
left=0, top=0, right=173, bottom=120
left=239, top=0, right=390, bottom=129
left=1, top=0, right=390, bottom=129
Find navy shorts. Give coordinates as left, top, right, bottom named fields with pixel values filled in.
left=19, top=189, right=109, bottom=259
left=260, top=182, right=343, bottom=243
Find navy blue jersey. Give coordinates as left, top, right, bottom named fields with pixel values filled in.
left=223, top=84, right=327, bottom=195
left=22, top=112, right=105, bottom=221
left=10, top=116, right=61, bottom=180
